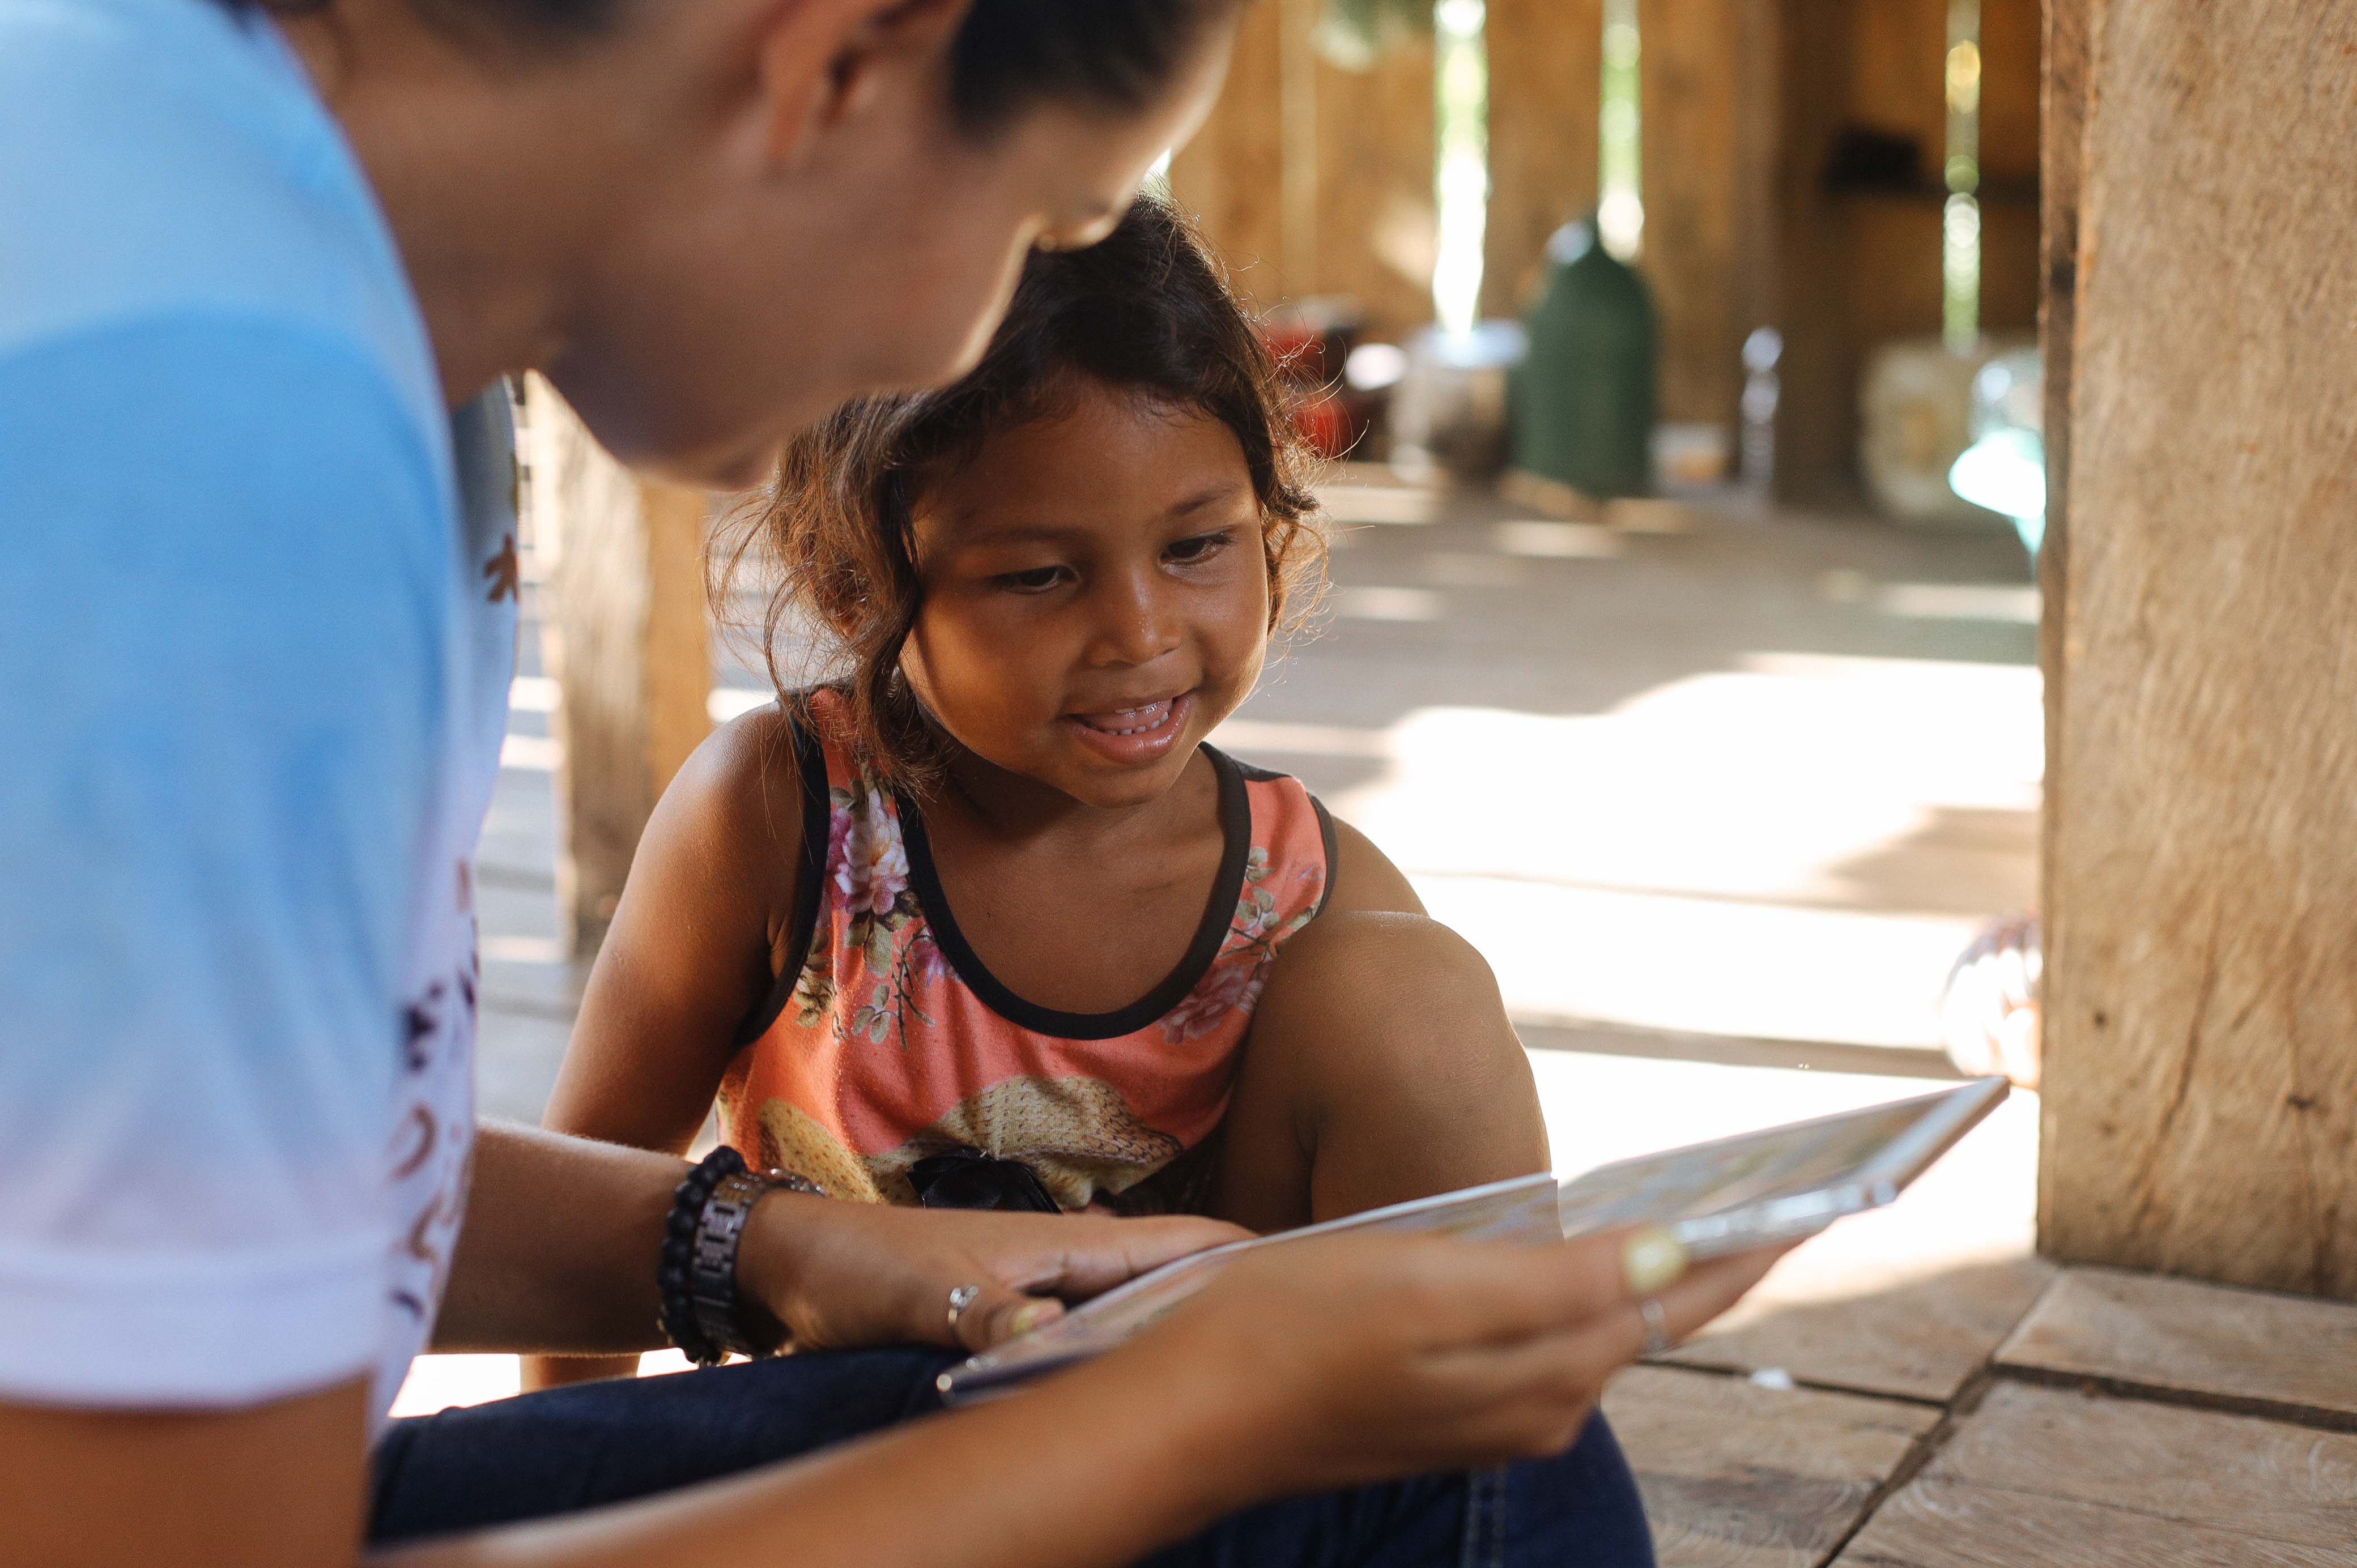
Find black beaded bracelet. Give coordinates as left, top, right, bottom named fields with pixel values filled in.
left=657, top=1147, right=823, bottom=1368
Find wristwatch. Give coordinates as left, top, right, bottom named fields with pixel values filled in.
left=661, top=1148, right=825, bottom=1366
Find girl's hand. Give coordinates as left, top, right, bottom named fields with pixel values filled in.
left=1095, top=1227, right=1788, bottom=1502
left=738, top=1192, right=1247, bottom=1353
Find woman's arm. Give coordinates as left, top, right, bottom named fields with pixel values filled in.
left=7, top=1225, right=1783, bottom=1568
left=499, top=711, right=801, bottom=1382
left=448, top=1120, right=1244, bottom=1358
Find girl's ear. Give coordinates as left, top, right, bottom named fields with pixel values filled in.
left=755, top=0, right=976, bottom=172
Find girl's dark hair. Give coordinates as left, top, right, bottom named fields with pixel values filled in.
left=229, top=0, right=1239, bottom=130
left=716, top=196, right=1324, bottom=792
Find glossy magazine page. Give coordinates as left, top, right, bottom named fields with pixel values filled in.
left=1554, top=1075, right=2009, bottom=1255
left=937, top=1077, right=2007, bottom=1403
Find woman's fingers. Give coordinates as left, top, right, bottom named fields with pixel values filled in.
left=948, top=1280, right=1067, bottom=1352
left=1600, top=1242, right=1792, bottom=1362
left=1018, top=1213, right=1250, bottom=1300
left=1348, top=1226, right=1698, bottom=1350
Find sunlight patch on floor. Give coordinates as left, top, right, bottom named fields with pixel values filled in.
left=1314, top=654, right=2041, bottom=1051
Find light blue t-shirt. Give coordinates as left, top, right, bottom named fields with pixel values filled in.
left=0, top=0, right=515, bottom=1420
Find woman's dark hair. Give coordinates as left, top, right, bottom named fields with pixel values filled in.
left=228, top=0, right=1239, bottom=130
left=716, top=195, right=1325, bottom=792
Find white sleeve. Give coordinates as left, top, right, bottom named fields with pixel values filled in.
left=0, top=316, right=448, bottom=1408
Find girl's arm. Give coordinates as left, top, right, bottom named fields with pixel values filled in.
left=512, top=710, right=805, bottom=1385
left=1321, top=813, right=1428, bottom=917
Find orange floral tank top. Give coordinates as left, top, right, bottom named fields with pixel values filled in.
left=718, top=691, right=1336, bottom=1214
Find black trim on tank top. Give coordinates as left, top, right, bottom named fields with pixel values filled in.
left=733, top=712, right=834, bottom=1047
left=894, top=745, right=1253, bottom=1041
left=1311, top=796, right=1339, bottom=915
left=1224, top=753, right=1338, bottom=914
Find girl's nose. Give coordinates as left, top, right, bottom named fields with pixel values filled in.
left=1084, top=572, right=1182, bottom=668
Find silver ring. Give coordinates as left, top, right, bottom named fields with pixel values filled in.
left=946, top=1283, right=983, bottom=1334
left=1639, top=1297, right=1673, bottom=1358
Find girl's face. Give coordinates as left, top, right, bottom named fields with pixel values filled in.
left=901, top=381, right=1272, bottom=811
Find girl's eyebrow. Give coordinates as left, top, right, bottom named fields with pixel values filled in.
left=953, top=522, right=1088, bottom=549
left=953, top=483, right=1250, bottom=547
left=1165, top=480, right=1248, bottom=519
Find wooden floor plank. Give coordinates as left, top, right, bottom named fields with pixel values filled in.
left=1837, top=1476, right=2354, bottom=1567
left=1659, top=1256, right=2055, bottom=1406
left=1996, top=1266, right=2357, bottom=1421
left=1862, top=1382, right=2357, bottom=1554
left=1603, top=1365, right=1938, bottom=1568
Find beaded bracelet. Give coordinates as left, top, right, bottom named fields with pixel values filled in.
left=658, top=1147, right=822, bottom=1367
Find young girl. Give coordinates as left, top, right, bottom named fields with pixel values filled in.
left=534, top=202, right=1551, bottom=1383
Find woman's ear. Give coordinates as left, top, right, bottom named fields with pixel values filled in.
left=755, top=0, right=976, bottom=171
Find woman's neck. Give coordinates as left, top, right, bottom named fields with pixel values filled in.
left=274, top=4, right=627, bottom=407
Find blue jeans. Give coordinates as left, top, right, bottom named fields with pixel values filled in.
left=369, top=1349, right=1654, bottom=1567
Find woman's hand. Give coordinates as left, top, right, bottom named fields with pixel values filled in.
left=738, top=1193, right=1247, bottom=1353
left=1089, top=1226, right=1788, bottom=1502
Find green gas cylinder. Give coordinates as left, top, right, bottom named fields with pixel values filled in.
left=1509, top=219, right=1659, bottom=499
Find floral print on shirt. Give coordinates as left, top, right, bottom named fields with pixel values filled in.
left=1162, top=846, right=1325, bottom=1043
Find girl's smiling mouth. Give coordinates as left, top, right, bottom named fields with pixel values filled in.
left=1061, top=692, right=1193, bottom=764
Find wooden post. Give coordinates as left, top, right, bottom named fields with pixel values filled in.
left=2039, top=0, right=2357, bottom=1298
left=2037, top=0, right=2098, bottom=931
left=524, top=378, right=713, bottom=957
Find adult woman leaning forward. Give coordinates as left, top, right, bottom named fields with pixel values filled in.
left=0, top=0, right=1781, bottom=1562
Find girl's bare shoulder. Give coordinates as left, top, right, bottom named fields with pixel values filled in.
left=645, top=699, right=812, bottom=907
left=1319, top=814, right=1426, bottom=919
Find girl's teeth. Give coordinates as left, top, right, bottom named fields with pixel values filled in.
left=1084, top=700, right=1171, bottom=735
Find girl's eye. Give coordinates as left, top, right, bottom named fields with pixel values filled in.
left=993, top=565, right=1069, bottom=594
left=1165, top=529, right=1237, bottom=565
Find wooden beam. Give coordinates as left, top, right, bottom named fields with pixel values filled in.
left=1313, top=36, right=1439, bottom=337
left=1482, top=0, right=1603, bottom=322
left=2039, top=0, right=2357, bottom=1297
left=524, top=379, right=712, bottom=957
left=1168, top=0, right=1287, bottom=306
left=1639, top=0, right=1745, bottom=432
left=1761, top=0, right=1860, bottom=505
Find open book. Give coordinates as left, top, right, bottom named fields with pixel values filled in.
left=936, top=1075, right=2009, bottom=1403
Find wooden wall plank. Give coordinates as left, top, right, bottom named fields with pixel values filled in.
left=1168, top=0, right=1287, bottom=307
left=1640, top=0, right=1745, bottom=429
left=1313, top=37, right=1439, bottom=335
left=1482, top=0, right=1603, bottom=321
left=2039, top=0, right=2357, bottom=1297
left=1603, top=1365, right=1936, bottom=1568
left=1996, top=1267, right=2357, bottom=1421
left=525, top=380, right=712, bottom=956
left=1762, top=0, right=1858, bottom=503
left=1171, top=3, right=1435, bottom=334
